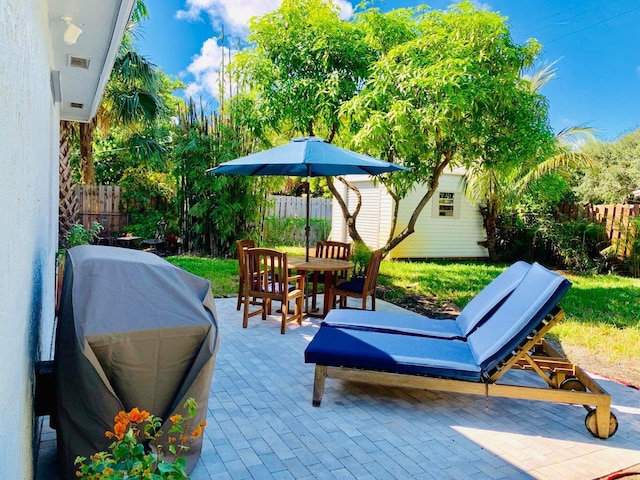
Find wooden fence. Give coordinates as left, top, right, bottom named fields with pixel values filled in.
left=74, top=187, right=332, bottom=235
left=76, top=185, right=128, bottom=234
left=557, top=203, right=639, bottom=257
left=265, top=195, right=332, bottom=219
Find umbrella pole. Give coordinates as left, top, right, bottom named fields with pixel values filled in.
left=305, top=174, right=311, bottom=313
left=305, top=177, right=311, bottom=262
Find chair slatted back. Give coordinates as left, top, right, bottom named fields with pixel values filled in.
left=316, top=241, right=351, bottom=280
left=316, top=241, right=351, bottom=261
left=236, top=239, right=255, bottom=284
left=245, top=248, right=289, bottom=301
left=362, top=249, right=384, bottom=296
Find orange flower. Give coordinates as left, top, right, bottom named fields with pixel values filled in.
left=190, top=427, right=203, bottom=438
left=114, top=421, right=127, bottom=440
left=168, top=436, right=177, bottom=443
left=129, top=407, right=149, bottom=423
left=169, top=414, right=183, bottom=425
left=199, top=421, right=207, bottom=428
left=114, top=411, right=129, bottom=426
left=105, top=431, right=114, bottom=439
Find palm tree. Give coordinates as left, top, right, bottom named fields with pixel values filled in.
left=464, top=61, right=595, bottom=261
left=59, top=120, right=77, bottom=246
left=79, top=30, right=165, bottom=184
left=59, top=1, right=164, bottom=244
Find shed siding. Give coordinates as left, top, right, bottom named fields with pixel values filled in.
left=330, top=174, right=488, bottom=259
left=329, top=181, right=348, bottom=243
left=390, top=175, right=488, bottom=259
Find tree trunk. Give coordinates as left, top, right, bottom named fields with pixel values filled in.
left=480, top=201, right=500, bottom=262
left=59, top=120, right=77, bottom=248
left=79, top=119, right=96, bottom=184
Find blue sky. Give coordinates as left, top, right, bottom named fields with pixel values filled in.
left=137, top=0, right=640, bottom=142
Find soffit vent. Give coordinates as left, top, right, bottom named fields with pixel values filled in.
left=70, top=102, right=84, bottom=109
left=68, top=55, right=90, bottom=69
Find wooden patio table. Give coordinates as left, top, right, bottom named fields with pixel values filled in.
left=288, top=256, right=354, bottom=319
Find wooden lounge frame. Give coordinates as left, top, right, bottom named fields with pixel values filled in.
left=311, top=308, right=618, bottom=439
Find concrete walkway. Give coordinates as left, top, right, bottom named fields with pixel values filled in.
left=37, top=296, right=640, bottom=479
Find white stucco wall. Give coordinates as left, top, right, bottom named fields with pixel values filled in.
left=0, top=1, right=59, bottom=478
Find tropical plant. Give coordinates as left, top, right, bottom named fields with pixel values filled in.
left=59, top=120, right=78, bottom=246
left=65, top=221, right=104, bottom=248
left=463, top=59, right=595, bottom=261
left=77, top=1, right=166, bottom=185
left=350, top=241, right=372, bottom=277
left=171, top=100, right=268, bottom=256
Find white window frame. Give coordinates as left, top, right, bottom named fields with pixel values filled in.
left=432, top=191, right=460, bottom=219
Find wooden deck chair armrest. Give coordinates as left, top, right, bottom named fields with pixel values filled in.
left=288, top=274, right=306, bottom=283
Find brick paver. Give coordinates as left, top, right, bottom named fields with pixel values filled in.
left=37, top=296, right=640, bottom=479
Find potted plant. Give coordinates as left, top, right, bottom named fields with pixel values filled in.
left=350, top=241, right=372, bottom=283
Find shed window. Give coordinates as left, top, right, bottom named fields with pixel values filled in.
left=438, top=192, right=455, bottom=217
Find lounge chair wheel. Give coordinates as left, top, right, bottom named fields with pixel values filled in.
left=559, top=378, right=586, bottom=391
left=585, top=410, right=618, bottom=438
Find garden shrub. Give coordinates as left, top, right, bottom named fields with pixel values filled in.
left=261, top=216, right=330, bottom=247
left=496, top=212, right=606, bottom=271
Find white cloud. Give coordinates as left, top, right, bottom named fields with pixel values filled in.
left=177, top=0, right=353, bottom=33
left=183, top=37, right=237, bottom=101
left=178, top=1, right=354, bottom=101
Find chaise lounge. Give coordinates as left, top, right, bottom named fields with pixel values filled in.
left=304, top=262, right=618, bottom=439
left=323, top=260, right=531, bottom=339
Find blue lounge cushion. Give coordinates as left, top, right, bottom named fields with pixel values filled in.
left=323, top=261, right=531, bottom=340
left=456, top=260, right=530, bottom=336
left=334, top=280, right=365, bottom=293
left=304, top=324, right=482, bottom=382
left=322, top=309, right=465, bottom=339
left=467, top=262, right=571, bottom=372
left=305, top=262, right=570, bottom=384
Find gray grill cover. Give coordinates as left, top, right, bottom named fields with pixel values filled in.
left=54, top=245, right=219, bottom=478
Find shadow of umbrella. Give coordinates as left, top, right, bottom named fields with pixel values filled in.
left=207, top=136, right=408, bottom=260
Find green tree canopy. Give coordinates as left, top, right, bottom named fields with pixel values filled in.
left=574, top=128, right=640, bottom=204
left=345, top=1, right=556, bottom=251
left=233, top=0, right=557, bottom=253
left=233, top=0, right=373, bottom=141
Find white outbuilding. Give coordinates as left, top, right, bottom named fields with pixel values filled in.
left=330, top=167, right=489, bottom=259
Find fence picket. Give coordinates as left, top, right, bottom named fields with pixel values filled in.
left=75, top=189, right=332, bottom=240
left=265, top=195, right=331, bottom=219
left=557, top=202, right=639, bottom=259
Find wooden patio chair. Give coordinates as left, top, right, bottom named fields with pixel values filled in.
left=236, top=239, right=255, bottom=311
left=310, top=240, right=351, bottom=311
left=243, top=248, right=305, bottom=334
left=331, top=248, right=383, bottom=311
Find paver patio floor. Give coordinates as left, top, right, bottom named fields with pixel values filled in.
left=37, top=296, right=640, bottom=479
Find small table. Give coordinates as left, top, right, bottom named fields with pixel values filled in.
left=288, top=257, right=353, bottom=318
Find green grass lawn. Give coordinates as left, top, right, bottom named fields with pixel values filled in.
left=166, top=254, right=640, bottom=366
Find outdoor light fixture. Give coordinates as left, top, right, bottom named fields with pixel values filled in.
left=61, top=16, right=82, bottom=45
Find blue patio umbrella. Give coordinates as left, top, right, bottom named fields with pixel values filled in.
left=207, top=136, right=408, bottom=260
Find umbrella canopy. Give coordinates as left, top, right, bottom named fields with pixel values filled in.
left=208, top=136, right=408, bottom=177
left=207, top=136, right=409, bottom=260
